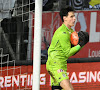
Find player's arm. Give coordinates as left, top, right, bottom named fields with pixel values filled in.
left=58, top=32, right=81, bottom=58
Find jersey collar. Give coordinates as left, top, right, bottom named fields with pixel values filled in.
left=63, top=23, right=71, bottom=31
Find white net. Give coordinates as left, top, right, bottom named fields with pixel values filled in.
left=0, top=0, right=35, bottom=90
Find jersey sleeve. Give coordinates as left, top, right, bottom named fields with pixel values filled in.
left=58, top=32, right=81, bottom=58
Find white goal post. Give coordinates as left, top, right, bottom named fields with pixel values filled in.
left=32, top=0, right=43, bottom=90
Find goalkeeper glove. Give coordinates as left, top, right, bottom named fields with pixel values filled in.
left=83, top=31, right=89, bottom=44
left=78, top=31, right=89, bottom=47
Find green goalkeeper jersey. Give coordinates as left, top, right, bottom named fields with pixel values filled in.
left=46, top=24, right=81, bottom=70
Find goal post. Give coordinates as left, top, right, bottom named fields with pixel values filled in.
left=32, top=0, right=43, bottom=90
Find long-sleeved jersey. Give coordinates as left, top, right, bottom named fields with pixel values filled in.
left=46, top=24, right=81, bottom=70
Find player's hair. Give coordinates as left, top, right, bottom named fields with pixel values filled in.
left=59, top=6, right=75, bottom=22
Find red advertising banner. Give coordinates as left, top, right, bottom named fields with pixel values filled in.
left=31, top=11, right=100, bottom=60
left=1, top=62, right=100, bottom=90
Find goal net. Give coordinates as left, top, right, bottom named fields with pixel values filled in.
left=0, top=0, right=40, bottom=90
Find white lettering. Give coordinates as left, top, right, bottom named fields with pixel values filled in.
left=73, top=13, right=87, bottom=32
left=27, top=75, right=30, bottom=86
left=70, top=72, right=78, bottom=83
left=40, top=74, right=46, bottom=85
left=86, top=71, right=89, bottom=82
left=79, top=72, right=86, bottom=83
left=90, top=12, right=100, bottom=42
left=0, top=77, right=4, bottom=88
left=12, top=75, right=19, bottom=87
left=30, top=74, right=33, bottom=86
left=0, top=73, right=47, bottom=88
left=88, top=49, right=100, bottom=57
left=1, top=71, right=100, bottom=88
left=20, top=75, right=27, bottom=86
left=5, top=76, right=11, bottom=87
left=90, top=71, right=97, bottom=82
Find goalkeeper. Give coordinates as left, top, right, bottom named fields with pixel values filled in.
left=46, top=6, right=89, bottom=90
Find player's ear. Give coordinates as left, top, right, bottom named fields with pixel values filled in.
left=63, top=16, right=67, bottom=21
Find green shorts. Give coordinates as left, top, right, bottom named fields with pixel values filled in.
left=46, top=61, right=69, bottom=86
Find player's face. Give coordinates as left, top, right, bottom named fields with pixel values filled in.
left=64, top=12, right=76, bottom=27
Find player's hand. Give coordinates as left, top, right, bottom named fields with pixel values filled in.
left=83, top=31, right=89, bottom=44
left=78, top=31, right=89, bottom=47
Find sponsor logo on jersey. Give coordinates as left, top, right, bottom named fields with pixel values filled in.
left=57, top=69, right=64, bottom=73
